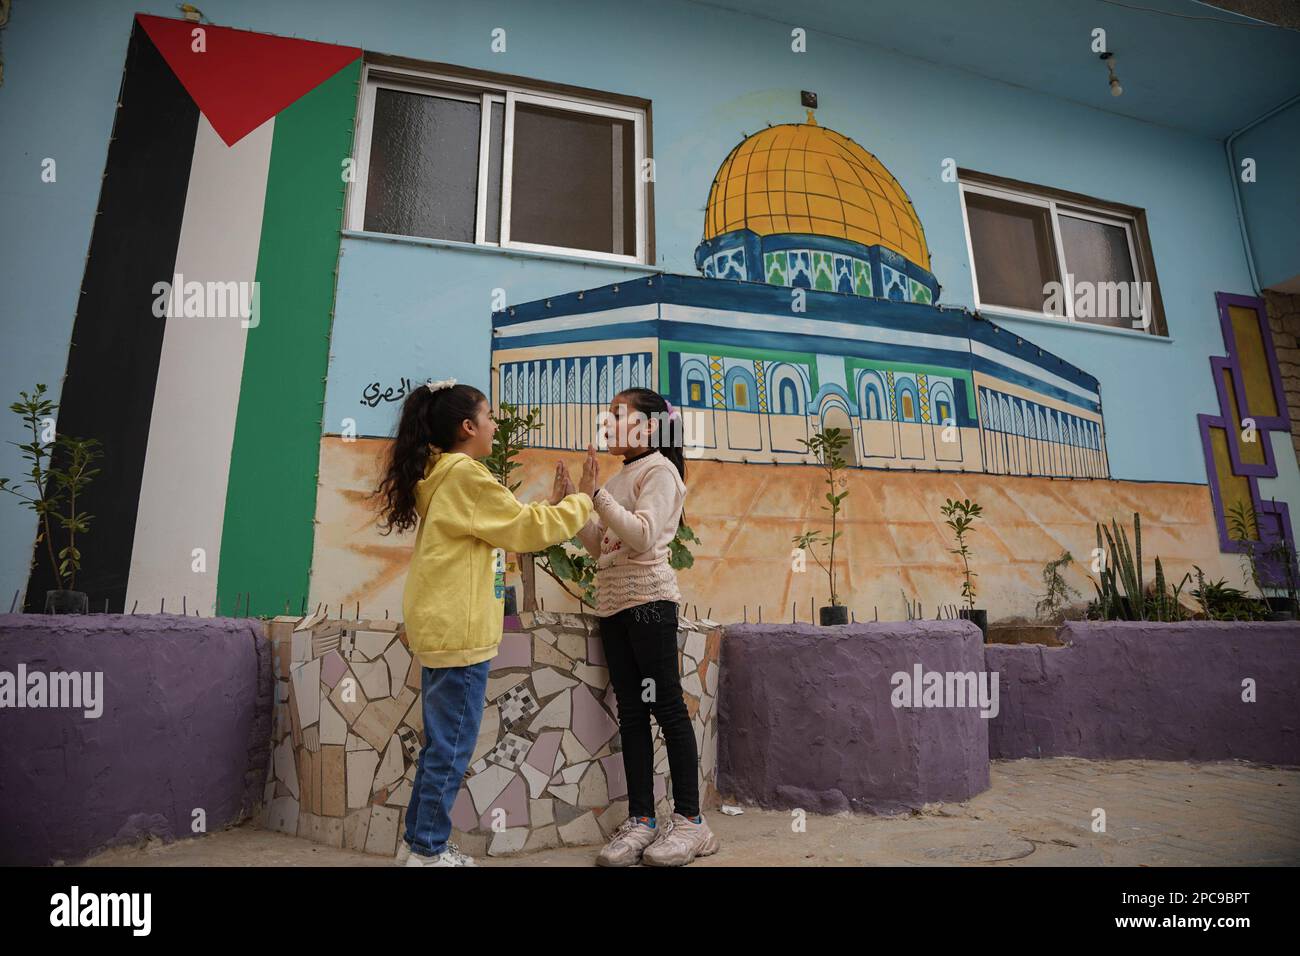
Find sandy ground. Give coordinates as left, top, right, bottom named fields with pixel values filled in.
left=80, top=757, right=1300, bottom=867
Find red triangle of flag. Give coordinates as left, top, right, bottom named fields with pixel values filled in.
left=137, top=14, right=361, bottom=147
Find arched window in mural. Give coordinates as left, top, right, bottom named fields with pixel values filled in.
left=725, top=366, right=758, bottom=411
left=857, top=369, right=888, bottom=422
left=894, top=378, right=920, bottom=423
left=687, top=373, right=706, bottom=407
left=864, top=384, right=883, bottom=419
left=770, top=363, right=810, bottom=416
left=779, top=378, right=798, bottom=414
left=930, top=382, right=954, bottom=427
left=503, top=367, right=514, bottom=405
left=680, top=358, right=710, bottom=408
left=821, top=402, right=858, bottom=465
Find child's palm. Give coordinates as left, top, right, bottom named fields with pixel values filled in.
left=580, top=446, right=599, bottom=496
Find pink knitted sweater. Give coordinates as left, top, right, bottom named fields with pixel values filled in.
left=576, top=450, right=686, bottom=617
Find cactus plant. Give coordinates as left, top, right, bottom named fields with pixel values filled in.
left=1089, top=512, right=1189, bottom=622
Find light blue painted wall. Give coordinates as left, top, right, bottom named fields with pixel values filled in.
left=3, top=0, right=1297, bottom=600
left=1232, top=99, right=1300, bottom=292
left=329, top=238, right=650, bottom=438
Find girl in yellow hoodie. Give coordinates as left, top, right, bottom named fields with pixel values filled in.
left=376, top=379, right=592, bottom=867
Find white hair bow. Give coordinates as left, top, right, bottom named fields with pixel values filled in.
left=425, top=377, right=457, bottom=393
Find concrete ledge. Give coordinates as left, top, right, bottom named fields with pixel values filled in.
left=0, top=614, right=272, bottom=865
left=987, top=620, right=1300, bottom=764
left=717, top=621, right=990, bottom=814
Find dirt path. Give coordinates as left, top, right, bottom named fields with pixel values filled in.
left=82, top=758, right=1300, bottom=867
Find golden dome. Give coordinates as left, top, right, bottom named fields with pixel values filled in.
left=703, top=115, right=930, bottom=270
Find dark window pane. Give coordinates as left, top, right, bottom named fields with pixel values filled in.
left=510, top=103, right=636, bottom=256
left=364, top=88, right=480, bottom=242
left=1058, top=214, right=1139, bottom=328
left=485, top=101, right=504, bottom=243
left=965, top=192, right=1060, bottom=313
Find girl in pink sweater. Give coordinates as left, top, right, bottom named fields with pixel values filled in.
left=560, top=387, right=719, bottom=867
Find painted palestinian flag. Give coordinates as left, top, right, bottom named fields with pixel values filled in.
left=27, top=15, right=361, bottom=615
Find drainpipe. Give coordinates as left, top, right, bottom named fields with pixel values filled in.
left=1225, top=93, right=1300, bottom=295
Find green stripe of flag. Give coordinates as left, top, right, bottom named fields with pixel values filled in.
left=217, top=61, right=360, bottom=617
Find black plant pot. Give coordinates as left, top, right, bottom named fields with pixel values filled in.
left=819, top=605, right=849, bottom=626
left=959, top=607, right=989, bottom=643
left=45, top=589, right=89, bottom=614
left=503, top=585, right=518, bottom=617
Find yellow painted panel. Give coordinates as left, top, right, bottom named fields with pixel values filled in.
left=1220, top=367, right=1266, bottom=466
left=1229, top=305, right=1279, bottom=418
left=1209, top=425, right=1256, bottom=540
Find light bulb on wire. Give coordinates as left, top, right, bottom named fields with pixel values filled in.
left=1100, top=52, right=1123, bottom=97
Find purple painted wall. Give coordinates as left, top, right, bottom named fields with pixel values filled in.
left=0, top=614, right=272, bottom=865
left=717, top=621, right=990, bottom=814
left=988, top=621, right=1300, bottom=764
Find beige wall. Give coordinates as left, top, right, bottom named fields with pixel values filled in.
left=309, top=437, right=1241, bottom=625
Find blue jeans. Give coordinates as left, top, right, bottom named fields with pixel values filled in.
left=403, top=660, right=490, bottom=857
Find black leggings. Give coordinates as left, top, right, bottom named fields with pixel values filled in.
left=599, top=599, right=700, bottom=819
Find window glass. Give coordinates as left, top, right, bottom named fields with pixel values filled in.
left=964, top=191, right=1060, bottom=313
left=1058, top=213, right=1138, bottom=328
left=510, top=103, right=636, bottom=255
left=364, top=89, right=481, bottom=242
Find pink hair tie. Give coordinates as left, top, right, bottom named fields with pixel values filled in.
left=664, top=400, right=678, bottom=419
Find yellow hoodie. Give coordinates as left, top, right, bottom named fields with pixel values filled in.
left=401, top=451, right=593, bottom=669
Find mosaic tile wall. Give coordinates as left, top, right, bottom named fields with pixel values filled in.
left=258, top=610, right=722, bottom=857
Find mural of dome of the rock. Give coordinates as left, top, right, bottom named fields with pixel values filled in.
left=492, top=114, right=1110, bottom=478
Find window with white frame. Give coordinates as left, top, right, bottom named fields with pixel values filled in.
left=348, top=64, right=649, bottom=264
left=958, top=173, right=1164, bottom=336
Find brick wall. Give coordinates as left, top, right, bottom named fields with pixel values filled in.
left=1264, top=289, right=1300, bottom=466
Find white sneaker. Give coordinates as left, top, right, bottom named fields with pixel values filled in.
left=404, top=842, right=477, bottom=867
left=394, top=839, right=411, bottom=866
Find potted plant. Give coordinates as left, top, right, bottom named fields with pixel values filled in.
left=1261, top=536, right=1298, bottom=620
left=0, top=384, right=102, bottom=613
left=793, top=426, right=850, bottom=625
left=1224, top=500, right=1294, bottom=618
left=940, top=497, right=985, bottom=640
left=1191, top=566, right=1271, bottom=621
left=1089, top=512, right=1191, bottom=622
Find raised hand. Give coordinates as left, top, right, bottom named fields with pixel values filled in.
left=557, top=461, right=577, bottom=498
left=548, top=460, right=567, bottom=505
left=580, top=444, right=599, bottom=497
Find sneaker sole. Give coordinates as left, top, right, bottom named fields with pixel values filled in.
left=642, top=833, right=720, bottom=867
left=596, top=850, right=648, bottom=867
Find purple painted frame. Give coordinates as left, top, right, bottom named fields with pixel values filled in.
left=1196, top=292, right=1295, bottom=585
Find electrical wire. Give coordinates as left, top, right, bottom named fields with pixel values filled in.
left=1095, top=0, right=1284, bottom=27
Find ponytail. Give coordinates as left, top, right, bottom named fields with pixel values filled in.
left=375, top=382, right=487, bottom=534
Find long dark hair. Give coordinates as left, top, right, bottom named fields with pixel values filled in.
left=376, top=382, right=488, bottom=534
left=614, top=387, right=688, bottom=527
